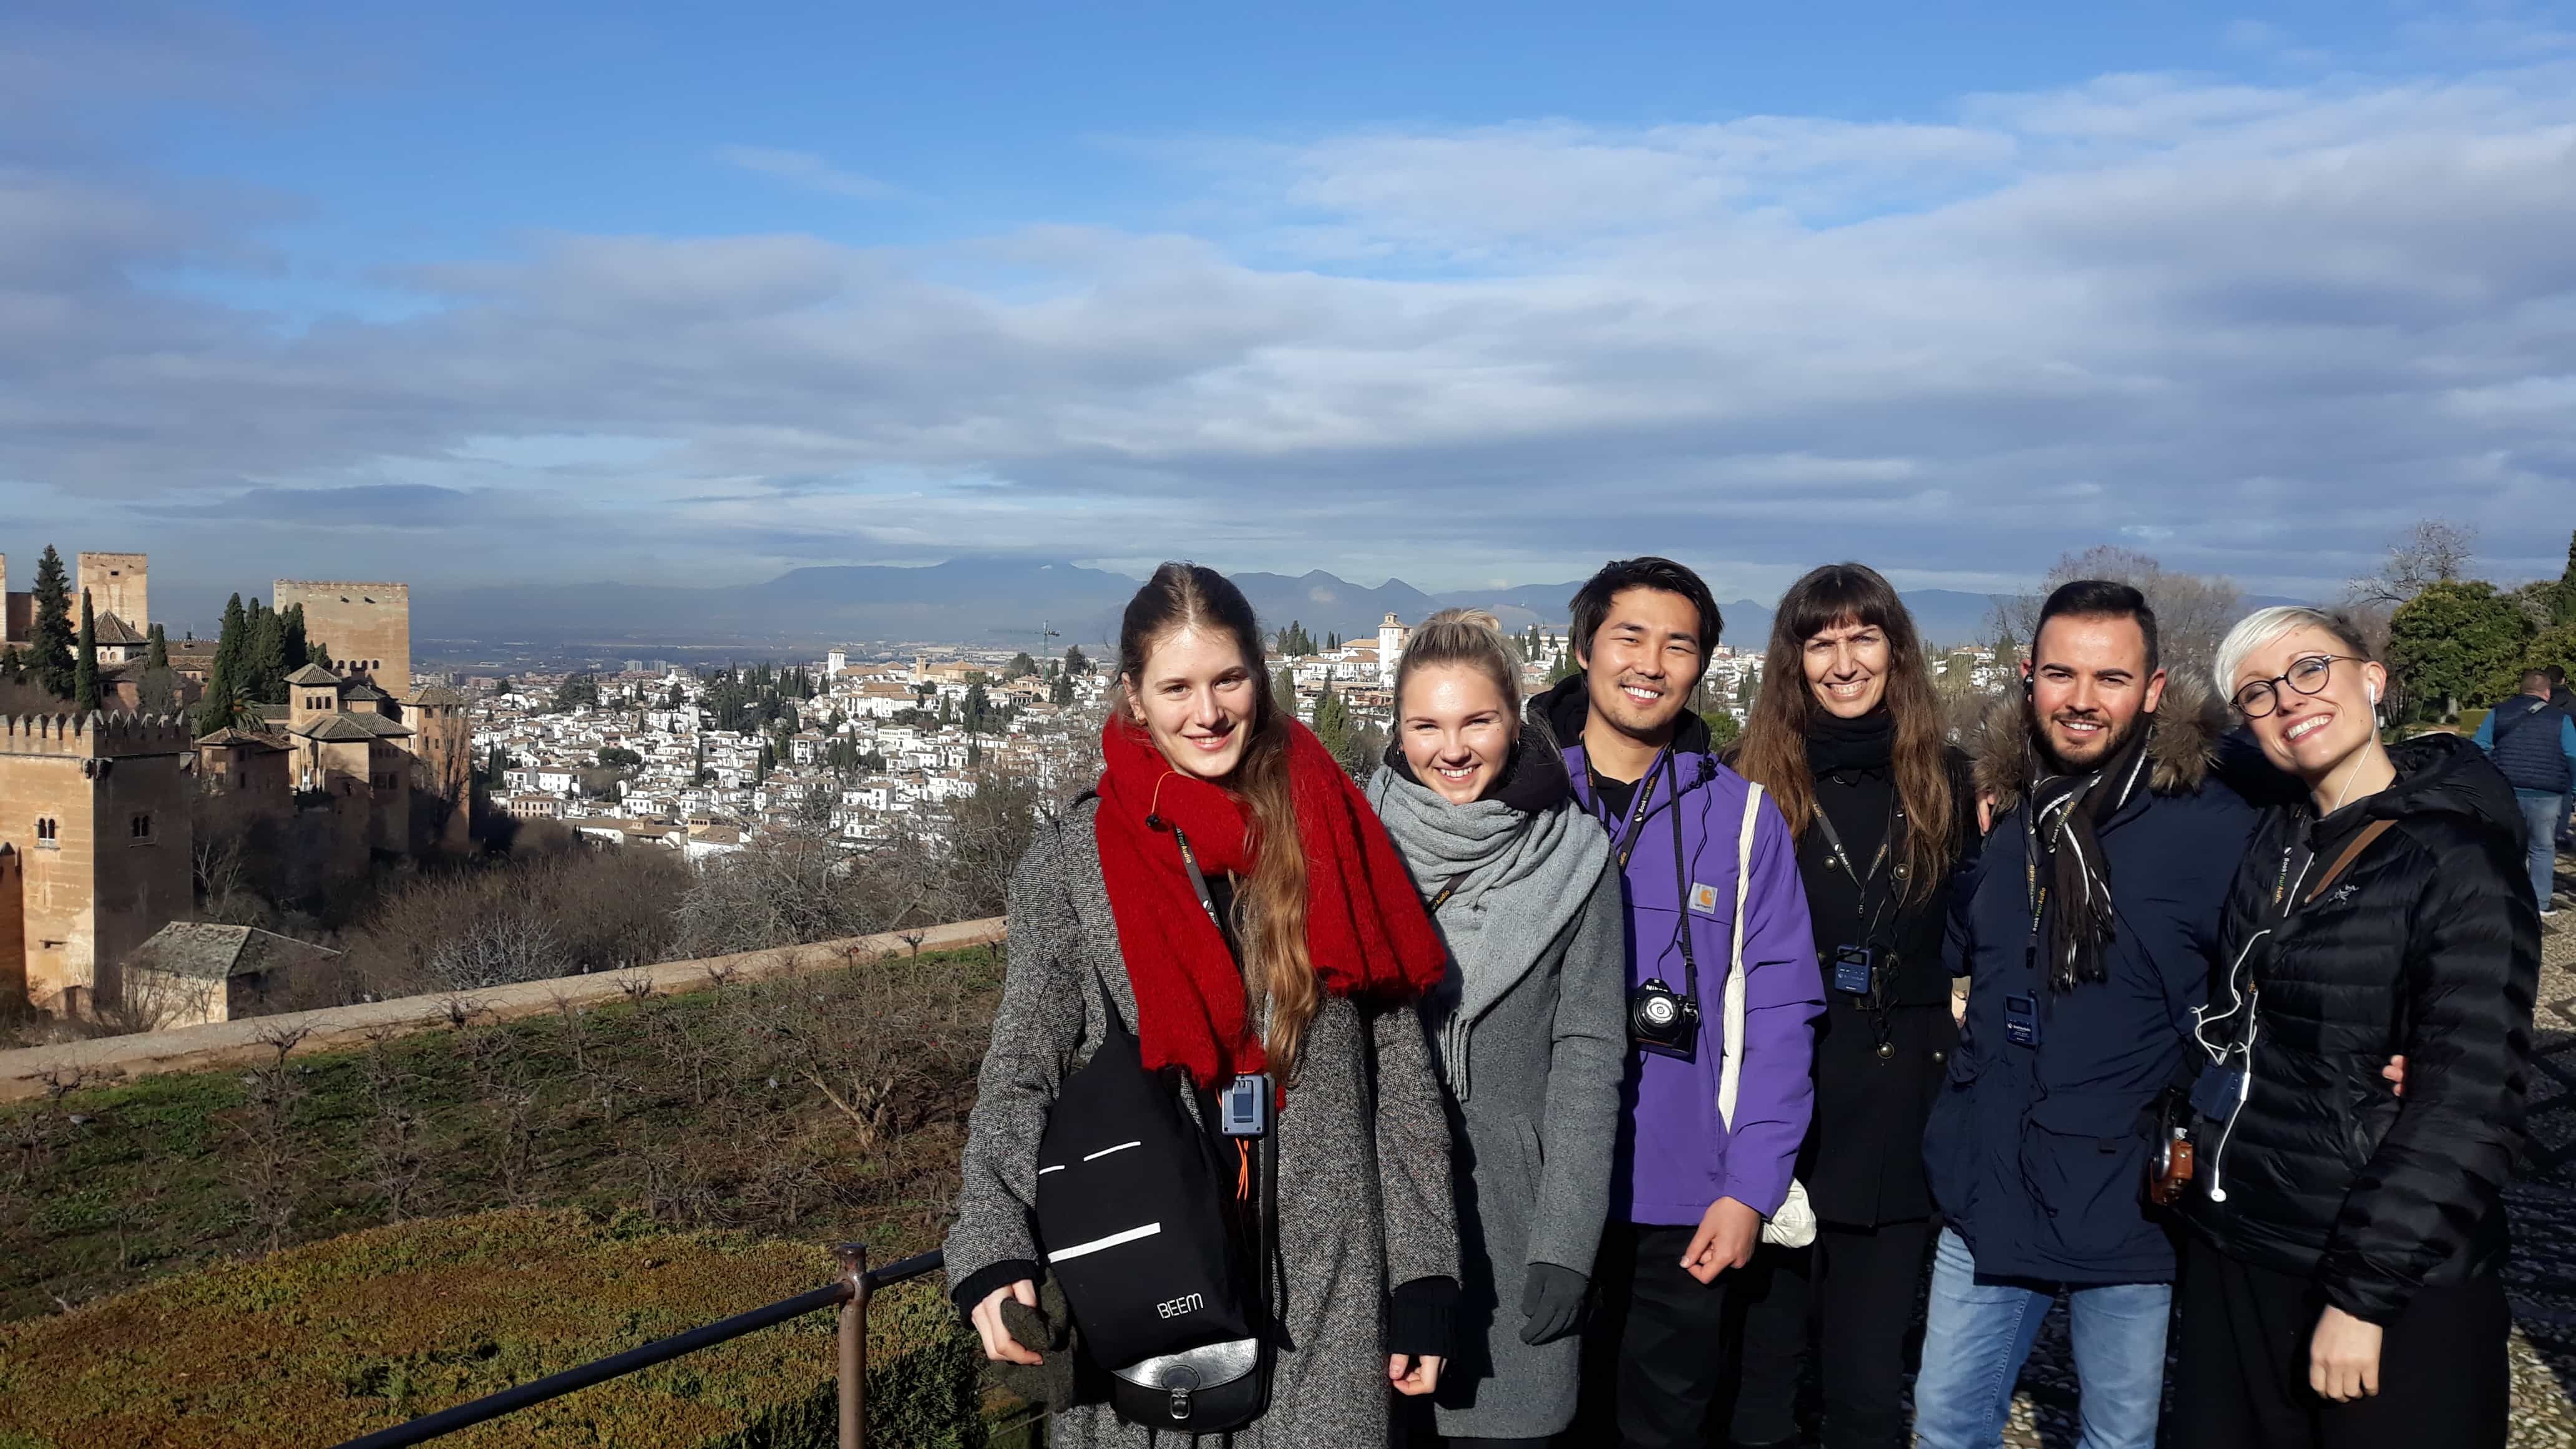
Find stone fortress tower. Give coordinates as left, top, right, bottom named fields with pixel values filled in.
left=0, top=713, right=195, bottom=1017
left=0, top=553, right=472, bottom=1020
left=275, top=580, right=412, bottom=694
left=76, top=552, right=149, bottom=635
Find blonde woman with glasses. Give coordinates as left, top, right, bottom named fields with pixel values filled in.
left=2175, top=607, right=2537, bottom=1448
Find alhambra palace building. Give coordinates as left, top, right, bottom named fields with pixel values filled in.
left=0, top=554, right=471, bottom=1018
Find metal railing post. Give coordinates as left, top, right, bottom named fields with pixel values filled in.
left=836, top=1242, right=869, bottom=1449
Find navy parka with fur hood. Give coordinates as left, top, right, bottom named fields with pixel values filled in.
left=1924, top=688, right=2260, bottom=1286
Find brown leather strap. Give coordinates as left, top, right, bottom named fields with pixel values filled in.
left=2305, top=819, right=2396, bottom=904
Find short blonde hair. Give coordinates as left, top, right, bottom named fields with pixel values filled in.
left=1393, top=608, right=1521, bottom=726
left=2212, top=606, right=2372, bottom=706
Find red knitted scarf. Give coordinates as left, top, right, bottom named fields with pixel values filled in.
left=1093, top=715, right=1447, bottom=1088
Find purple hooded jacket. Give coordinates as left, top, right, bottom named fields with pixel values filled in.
left=1534, top=678, right=1825, bottom=1226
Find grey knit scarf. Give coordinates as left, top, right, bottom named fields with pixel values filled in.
left=1366, top=754, right=1609, bottom=1101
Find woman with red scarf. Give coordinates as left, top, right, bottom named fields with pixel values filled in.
left=946, top=563, right=1461, bottom=1447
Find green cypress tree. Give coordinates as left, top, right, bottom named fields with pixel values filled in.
left=280, top=603, right=311, bottom=671
left=30, top=545, right=74, bottom=698
left=195, top=593, right=250, bottom=735
left=72, top=590, right=100, bottom=712
left=2554, top=529, right=2576, bottom=627
left=147, top=623, right=170, bottom=671
left=245, top=598, right=286, bottom=705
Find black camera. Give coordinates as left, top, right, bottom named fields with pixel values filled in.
left=1629, top=978, right=1700, bottom=1059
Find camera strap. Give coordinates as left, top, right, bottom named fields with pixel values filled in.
left=1662, top=751, right=1701, bottom=1008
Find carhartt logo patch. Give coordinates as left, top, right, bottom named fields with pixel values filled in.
left=1689, top=882, right=1720, bottom=915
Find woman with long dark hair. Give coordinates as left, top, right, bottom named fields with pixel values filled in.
left=2178, top=607, right=2535, bottom=1447
left=945, top=563, right=1462, bottom=1447
left=1726, top=562, right=1973, bottom=1449
left=1365, top=610, right=1627, bottom=1449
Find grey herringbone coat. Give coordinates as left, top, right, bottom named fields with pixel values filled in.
left=944, top=797, right=1460, bottom=1447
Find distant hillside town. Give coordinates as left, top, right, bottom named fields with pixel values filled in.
left=2, top=545, right=2034, bottom=1037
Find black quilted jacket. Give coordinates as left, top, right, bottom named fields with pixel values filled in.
left=2183, top=733, right=2539, bottom=1324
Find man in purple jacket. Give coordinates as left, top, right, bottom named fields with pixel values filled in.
left=1534, top=556, right=1825, bottom=1449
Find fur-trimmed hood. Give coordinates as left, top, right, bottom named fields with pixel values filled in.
left=1971, top=678, right=2230, bottom=814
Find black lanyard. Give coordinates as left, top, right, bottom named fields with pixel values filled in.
left=1588, top=744, right=1672, bottom=869
left=1811, top=797, right=1901, bottom=943
left=1583, top=744, right=1703, bottom=1007
left=1425, top=874, right=1471, bottom=914
left=1172, top=827, right=1229, bottom=940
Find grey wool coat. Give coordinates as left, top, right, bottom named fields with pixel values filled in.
left=1365, top=766, right=1629, bottom=1440
left=944, top=796, right=1461, bottom=1448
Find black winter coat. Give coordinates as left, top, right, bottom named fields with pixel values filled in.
left=2183, top=733, right=2540, bottom=1325
left=1784, top=736, right=1975, bottom=1226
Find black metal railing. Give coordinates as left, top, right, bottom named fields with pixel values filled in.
left=327, top=1244, right=944, bottom=1449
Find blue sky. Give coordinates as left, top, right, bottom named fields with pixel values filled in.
left=6, top=1, right=2575, bottom=627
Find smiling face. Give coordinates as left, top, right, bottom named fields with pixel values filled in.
left=1803, top=615, right=1890, bottom=719
left=2232, top=623, right=2385, bottom=786
left=1580, top=587, right=1703, bottom=743
left=2026, top=612, right=2167, bottom=773
left=1123, top=623, right=1260, bottom=781
left=1398, top=662, right=1517, bottom=804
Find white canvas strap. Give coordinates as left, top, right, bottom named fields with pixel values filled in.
left=1717, top=783, right=1763, bottom=1130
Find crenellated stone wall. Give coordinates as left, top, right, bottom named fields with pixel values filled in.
left=0, top=712, right=196, bottom=1015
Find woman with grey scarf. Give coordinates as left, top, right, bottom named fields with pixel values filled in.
left=1365, top=609, right=1629, bottom=1448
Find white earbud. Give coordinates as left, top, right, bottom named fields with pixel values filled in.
left=2367, top=683, right=2379, bottom=706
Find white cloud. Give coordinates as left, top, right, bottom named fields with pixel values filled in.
left=715, top=145, right=903, bottom=201
left=2, top=36, right=2574, bottom=605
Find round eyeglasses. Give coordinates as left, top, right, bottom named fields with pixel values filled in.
left=2231, top=654, right=2368, bottom=718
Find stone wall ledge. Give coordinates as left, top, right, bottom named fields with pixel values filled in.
left=0, top=915, right=1008, bottom=1103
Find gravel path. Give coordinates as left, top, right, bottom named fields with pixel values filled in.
left=1988, top=847, right=2576, bottom=1448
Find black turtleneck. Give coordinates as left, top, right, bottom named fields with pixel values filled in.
left=1807, top=709, right=1898, bottom=879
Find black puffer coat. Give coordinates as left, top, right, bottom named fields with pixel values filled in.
left=2184, top=733, right=2540, bottom=1324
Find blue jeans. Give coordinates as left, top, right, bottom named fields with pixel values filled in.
left=2518, top=790, right=2565, bottom=914
left=1912, top=1228, right=2169, bottom=1449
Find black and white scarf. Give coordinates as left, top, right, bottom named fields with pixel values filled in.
left=2030, top=718, right=2155, bottom=993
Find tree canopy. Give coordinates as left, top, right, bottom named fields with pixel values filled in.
left=2388, top=580, right=2532, bottom=715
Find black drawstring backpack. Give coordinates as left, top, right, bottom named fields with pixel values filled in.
left=1035, top=953, right=1274, bottom=1432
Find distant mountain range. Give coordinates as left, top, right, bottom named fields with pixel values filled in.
left=417, top=559, right=2293, bottom=657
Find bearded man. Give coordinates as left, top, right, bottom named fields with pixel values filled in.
left=1913, top=580, right=2259, bottom=1449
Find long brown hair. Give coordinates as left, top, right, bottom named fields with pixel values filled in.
left=1732, top=563, right=1956, bottom=902
left=1115, top=563, right=1320, bottom=1076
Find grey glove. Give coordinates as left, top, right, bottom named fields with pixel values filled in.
left=1518, top=1261, right=1589, bottom=1346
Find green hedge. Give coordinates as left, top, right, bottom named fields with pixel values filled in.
left=0, top=1208, right=983, bottom=1449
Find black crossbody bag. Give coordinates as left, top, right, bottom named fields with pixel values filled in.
left=1032, top=829, right=1276, bottom=1432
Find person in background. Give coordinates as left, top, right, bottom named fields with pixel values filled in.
left=1368, top=608, right=1628, bottom=1449
left=2471, top=668, right=2575, bottom=920
left=1914, top=581, right=2257, bottom=1449
left=1526, top=556, right=1824, bottom=1449
left=2178, top=608, right=2535, bottom=1447
left=1726, top=564, right=1976, bottom=1449
left=945, top=563, right=1458, bottom=1447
